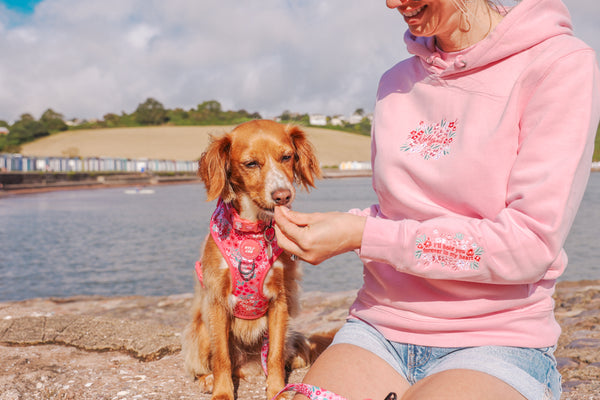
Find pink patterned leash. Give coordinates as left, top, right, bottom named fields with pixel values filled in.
left=262, top=334, right=396, bottom=400
left=271, top=383, right=350, bottom=400
left=261, top=333, right=269, bottom=376
left=262, top=336, right=346, bottom=399
left=271, top=383, right=398, bottom=400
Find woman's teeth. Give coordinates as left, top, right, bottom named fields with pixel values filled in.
left=403, top=6, right=424, bottom=17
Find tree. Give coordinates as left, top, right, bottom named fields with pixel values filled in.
left=8, top=115, right=49, bottom=143
left=357, top=117, right=372, bottom=136
left=103, top=113, right=121, bottom=127
left=19, top=113, right=35, bottom=122
left=40, top=109, right=68, bottom=132
left=167, top=108, right=190, bottom=124
left=134, top=98, right=169, bottom=125
left=40, top=109, right=63, bottom=121
left=279, top=110, right=295, bottom=122
left=191, top=100, right=226, bottom=123
left=197, top=100, right=222, bottom=114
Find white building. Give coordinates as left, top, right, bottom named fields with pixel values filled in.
left=330, top=115, right=346, bottom=126
left=309, top=114, right=327, bottom=126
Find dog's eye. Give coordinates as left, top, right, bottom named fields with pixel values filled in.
left=244, top=161, right=259, bottom=169
left=281, top=155, right=292, bottom=163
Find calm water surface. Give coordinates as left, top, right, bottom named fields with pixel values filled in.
left=1, top=174, right=598, bottom=301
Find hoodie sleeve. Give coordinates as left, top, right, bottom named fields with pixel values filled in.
left=359, top=49, right=600, bottom=284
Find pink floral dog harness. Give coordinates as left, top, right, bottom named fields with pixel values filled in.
left=195, top=199, right=283, bottom=319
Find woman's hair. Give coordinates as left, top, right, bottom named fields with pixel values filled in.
left=450, top=0, right=519, bottom=13
left=449, top=0, right=519, bottom=31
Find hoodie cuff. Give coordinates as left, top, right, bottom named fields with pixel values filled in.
left=359, top=215, right=408, bottom=266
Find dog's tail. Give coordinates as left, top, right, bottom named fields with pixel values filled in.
left=286, top=329, right=338, bottom=369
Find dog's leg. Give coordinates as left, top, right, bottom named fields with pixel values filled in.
left=266, top=288, right=289, bottom=400
left=182, top=310, right=212, bottom=374
left=182, top=317, right=215, bottom=393
left=209, top=300, right=235, bottom=400
left=182, top=291, right=217, bottom=395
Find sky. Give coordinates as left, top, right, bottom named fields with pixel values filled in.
left=0, top=0, right=598, bottom=123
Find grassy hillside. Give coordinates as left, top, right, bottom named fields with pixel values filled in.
left=20, top=125, right=372, bottom=168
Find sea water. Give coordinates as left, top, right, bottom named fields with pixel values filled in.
left=0, top=174, right=598, bottom=301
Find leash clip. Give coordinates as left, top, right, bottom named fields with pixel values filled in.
left=264, top=225, right=275, bottom=259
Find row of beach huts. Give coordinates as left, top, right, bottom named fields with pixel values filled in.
left=0, top=153, right=197, bottom=173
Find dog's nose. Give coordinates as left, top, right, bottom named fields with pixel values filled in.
left=272, top=189, right=292, bottom=206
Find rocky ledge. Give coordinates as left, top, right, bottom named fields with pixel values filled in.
left=0, top=282, right=598, bottom=400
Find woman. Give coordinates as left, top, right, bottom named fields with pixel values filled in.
left=274, top=0, right=600, bottom=399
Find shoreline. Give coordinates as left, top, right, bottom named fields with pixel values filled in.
left=2, top=167, right=597, bottom=198
left=0, top=169, right=372, bottom=197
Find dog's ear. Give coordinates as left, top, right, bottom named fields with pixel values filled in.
left=198, top=134, right=236, bottom=202
left=286, top=125, right=322, bottom=190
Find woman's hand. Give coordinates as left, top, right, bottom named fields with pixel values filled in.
left=273, top=206, right=367, bottom=265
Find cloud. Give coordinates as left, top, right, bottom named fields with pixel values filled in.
left=0, top=0, right=407, bottom=122
left=0, top=0, right=597, bottom=123
left=126, top=24, right=159, bottom=50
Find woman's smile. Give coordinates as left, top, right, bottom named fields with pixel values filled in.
left=401, top=4, right=427, bottom=20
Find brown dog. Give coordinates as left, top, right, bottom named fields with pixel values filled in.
left=182, top=120, right=322, bottom=400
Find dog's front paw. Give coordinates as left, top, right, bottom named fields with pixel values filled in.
left=210, top=374, right=235, bottom=400
left=211, top=392, right=235, bottom=400
left=196, top=373, right=214, bottom=394
left=266, top=379, right=286, bottom=400
left=268, top=388, right=293, bottom=400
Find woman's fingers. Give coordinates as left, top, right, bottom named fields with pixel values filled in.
left=273, top=224, right=303, bottom=257
left=276, top=206, right=316, bottom=227
left=274, top=207, right=367, bottom=265
left=274, top=207, right=302, bottom=238
left=274, top=207, right=307, bottom=256
left=274, top=206, right=324, bottom=261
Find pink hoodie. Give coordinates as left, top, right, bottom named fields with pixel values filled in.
left=350, top=0, right=600, bottom=347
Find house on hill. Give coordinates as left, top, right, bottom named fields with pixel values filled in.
left=308, top=114, right=327, bottom=126
left=0, top=127, right=9, bottom=135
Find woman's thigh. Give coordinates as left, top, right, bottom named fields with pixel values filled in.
left=402, top=369, right=526, bottom=400
left=293, top=350, right=530, bottom=400
left=292, top=319, right=560, bottom=400
left=293, top=343, right=410, bottom=400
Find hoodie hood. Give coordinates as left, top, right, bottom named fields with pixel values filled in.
left=405, top=0, right=574, bottom=76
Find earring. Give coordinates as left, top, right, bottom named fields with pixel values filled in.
left=458, top=0, right=472, bottom=32
left=460, top=11, right=472, bottom=32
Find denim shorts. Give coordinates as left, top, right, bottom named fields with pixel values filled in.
left=331, top=318, right=561, bottom=400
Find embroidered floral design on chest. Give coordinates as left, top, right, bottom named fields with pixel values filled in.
left=400, top=118, right=458, bottom=160
left=415, top=230, right=483, bottom=271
